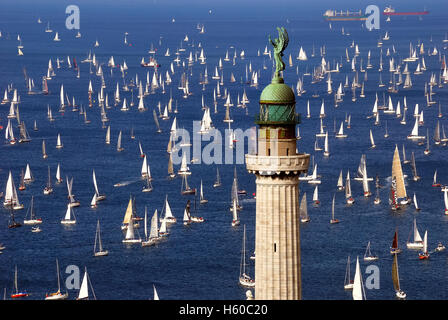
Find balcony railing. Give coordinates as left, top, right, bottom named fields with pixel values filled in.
left=246, top=153, right=310, bottom=175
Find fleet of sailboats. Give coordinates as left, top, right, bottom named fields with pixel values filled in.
left=2, top=12, right=448, bottom=301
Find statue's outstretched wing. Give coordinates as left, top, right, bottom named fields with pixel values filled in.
left=278, top=27, right=289, bottom=53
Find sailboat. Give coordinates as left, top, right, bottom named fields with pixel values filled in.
left=312, top=185, right=320, bottom=206
left=363, top=241, right=379, bottom=261
left=407, top=117, right=425, bottom=140
left=213, top=167, right=222, bottom=188
left=56, top=133, right=63, bottom=149
left=105, top=126, right=111, bottom=145
left=406, top=219, right=424, bottom=249
left=142, top=208, right=161, bottom=246
left=42, top=139, right=48, bottom=159
left=23, top=196, right=42, bottom=225
left=94, top=220, right=108, bottom=256
left=418, top=231, right=429, bottom=260
left=167, top=153, right=175, bottom=179
left=181, top=174, right=196, bottom=195
left=199, top=180, right=208, bottom=204
left=402, top=145, right=410, bottom=164
left=390, top=229, right=402, bottom=254
left=299, top=193, right=310, bottom=223
left=117, top=130, right=124, bottom=152
left=344, top=256, right=354, bottom=290
left=122, top=207, right=142, bottom=244
left=413, top=193, right=420, bottom=211
left=43, top=166, right=53, bottom=195
left=337, top=170, right=344, bottom=191
left=354, top=155, right=373, bottom=181
left=178, top=153, right=191, bottom=176
left=352, top=257, right=366, bottom=300
left=153, top=285, right=159, bottom=300
left=444, top=189, right=448, bottom=215
left=231, top=197, right=240, bottom=227
left=335, top=122, right=347, bottom=138
left=345, top=171, right=355, bottom=205
left=432, top=169, right=442, bottom=187
left=391, top=145, right=410, bottom=206
left=161, top=195, right=176, bottom=223
left=67, top=177, right=80, bottom=207
left=121, top=196, right=140, bottom=230
left=55, top=164, right=62, bottom=184
left=76, top=267, right=96, bottom=300
left=92, top=170, right=106, bottom=201
left=10, top=266, right=28, bottom=298
left=239, top=224, right=255, bottom=288
left=323, top=131, right=330, bottom=157
left=159, top=216, right=169, bottom=236
left=424, top=129, right=430, bottom=155
left=3, top=170, right=24, bottom=209
left=60, top=204, right=76, bottom=224
left=330, top=194, right=339, bottom=224
left=392, top=253, right=406, bottom=299
left=362, top=163, right=371, bottom=197
left=408, top=152, right=419, bottom=182
left=142, top=171, right=153, bottom=193
left=183, top=201, right=192, bottom=226
left=45, top=259, right=68, bottom=300
left=8, top=207, right=21, bottom=228
left=369, top=129, right=376, bottom=149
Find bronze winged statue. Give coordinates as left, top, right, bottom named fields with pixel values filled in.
left=269, top=27, right=289, bottom=79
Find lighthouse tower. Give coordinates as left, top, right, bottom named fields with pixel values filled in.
left=245, top=27, right=310, bottom=300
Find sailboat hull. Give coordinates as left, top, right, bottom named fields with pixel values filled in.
left=94, top=250, right=109, bottom=257
left=61, top=220, right=76, bottom=225
left=418, top=253, right=429, bottom=260
left=406, top=242, right=423, bottom=249
left=45, top=292, right=68, bottom=300
left=23, top=219, right=42, bottom=225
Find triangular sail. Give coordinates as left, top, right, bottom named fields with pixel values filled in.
left=413, top=219, right=422, bottom=243
left=392, top=145, right=407, bottom=199
left=352, top=257, right=365, bottom=300
left=122, top=197, right=133, bottom=224
left=299, top=193, right=308, bottom=221
left=392, top=253, right=400, bottom=292
left=77, top=269, right=89, bottom=300
left=149, top=210, right=159, bottom=239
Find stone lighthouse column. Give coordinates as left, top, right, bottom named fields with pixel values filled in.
left=245, top=27, right=310, bottom=300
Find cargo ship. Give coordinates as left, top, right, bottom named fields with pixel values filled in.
left=323, top=9, right=368, bottom=21
left=383, top=6, right=429, bottom=16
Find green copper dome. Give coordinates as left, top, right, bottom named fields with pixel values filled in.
left=259, top=78, right=295, bottom=105
left=255, top=27, right=300, bottom=125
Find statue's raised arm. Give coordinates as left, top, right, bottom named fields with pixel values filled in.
left=269, top=27, right=289, bottom=79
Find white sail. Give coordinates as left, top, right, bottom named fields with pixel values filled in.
left=24, top=164, right=32, bottom=181
left=444, top=190, right=448, bottom=212
left=149, top=209, right=159, bottom=239
left=77, top=268, right=89, bottom=300
left=153, top=285, right=159, bottom=300
left=413, top=219, right=423, bottom=243
left=422, top=231, right=428, bottom=253
left=141, top=155, right=149, bottom=177
left=352, top=257, right=365, bottom=300
left=105, top=126, right=111, bottom=144
left=4, top=171, right=20, bottom=207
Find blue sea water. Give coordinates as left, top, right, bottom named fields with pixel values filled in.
left=0, top=0, right=448, bottom=300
